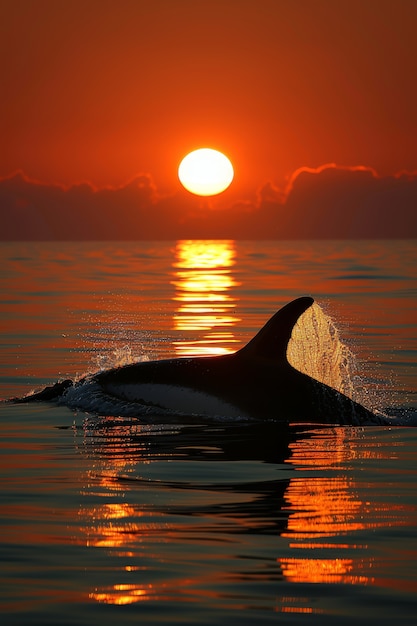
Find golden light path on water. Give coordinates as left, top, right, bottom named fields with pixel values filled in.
left=171, top=240, right=240, bottom=356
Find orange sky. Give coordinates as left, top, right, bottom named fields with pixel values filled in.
left=2, top=0, right=417, bottom=206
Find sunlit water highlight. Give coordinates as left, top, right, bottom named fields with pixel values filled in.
left=0, top=239, right=416, bottom=625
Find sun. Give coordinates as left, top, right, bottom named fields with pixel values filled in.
left=178, top=148, right=234, bottom=196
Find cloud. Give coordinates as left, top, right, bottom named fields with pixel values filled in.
left=257, top=180, right=286, bottom=205
left=1, top=165, right=416, bottom=239
left=283, top=163, right=380, bottom=196
left=278, top=164, right=417, bottom=237
left=0, top=171, right=163, bottom=239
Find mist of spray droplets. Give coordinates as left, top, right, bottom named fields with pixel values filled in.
left=287, top=302, right=363, bottom=404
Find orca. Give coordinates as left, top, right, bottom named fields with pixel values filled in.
left=12, top=297, right=386, bottom=425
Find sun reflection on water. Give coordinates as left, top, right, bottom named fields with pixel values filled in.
left=90, top=583, right=155, bottom=605
left=278, top=428, right=384, bottom=586
left=74, top=420, right=416, bottom=608
left=78, top=441, right=170, bottom=606
left=171, top=240, right=240, bottom=356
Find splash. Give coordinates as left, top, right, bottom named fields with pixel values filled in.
left=94, top=345, right=143, bottom=372
left=287, top=303, right=359, bottom=402
left=287, top=304, right=408, bottom=418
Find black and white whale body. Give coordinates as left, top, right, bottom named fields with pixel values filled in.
left=13, top=297, right=386, bottom=425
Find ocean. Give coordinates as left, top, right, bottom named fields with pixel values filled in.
left=1, top=239, right=416, bottom=625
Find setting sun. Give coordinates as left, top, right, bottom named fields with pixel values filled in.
left=178, top=148, right=234, bottom=196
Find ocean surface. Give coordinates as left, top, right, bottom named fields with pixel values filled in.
left=1, top=239, right=416, bottom=625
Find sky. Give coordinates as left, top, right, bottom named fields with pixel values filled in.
left=1, top=0, right=417, bottom=238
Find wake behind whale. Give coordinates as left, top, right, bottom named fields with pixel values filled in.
left=11, top=297, right=395, bottom=426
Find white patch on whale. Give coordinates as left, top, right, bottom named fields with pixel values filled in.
left=104, top=382, right=251, bottom=419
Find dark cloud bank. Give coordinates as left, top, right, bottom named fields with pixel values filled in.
left=1, top=166, right=416, bottom=240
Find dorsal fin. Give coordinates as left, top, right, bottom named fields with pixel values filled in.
left=238, top=296, right=314, bottom=361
